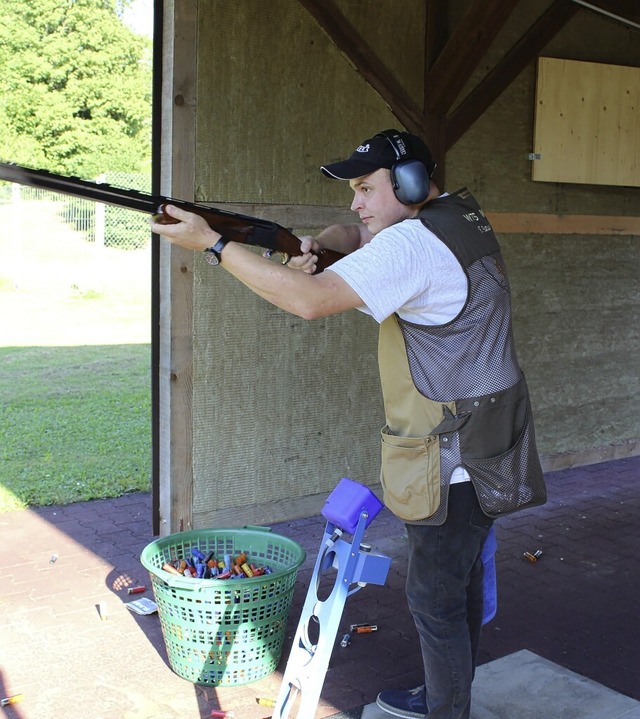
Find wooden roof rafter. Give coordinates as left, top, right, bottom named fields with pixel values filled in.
left=294, top=0, right=424, bottom=134
left=446, top=0, right=580, bottom=149
left=298, top=0, right=637, bottom=184
left=423, top=0, right=521, bottom=117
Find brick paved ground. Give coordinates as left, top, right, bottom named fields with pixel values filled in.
left=0, top=455, right=637, bottom=719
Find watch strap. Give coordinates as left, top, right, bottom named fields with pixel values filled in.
left=203, top=236, right=230, bottom=265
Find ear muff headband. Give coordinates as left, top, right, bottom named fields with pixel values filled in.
left=375, top=130, right=431, bottom=205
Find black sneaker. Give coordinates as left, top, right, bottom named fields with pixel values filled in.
left=376, top=685, right=428, bottom=718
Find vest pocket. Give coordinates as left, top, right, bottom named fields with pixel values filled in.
left=380, top=426, right=441, bottom=521
left=464, top=407, right=546, bottom=518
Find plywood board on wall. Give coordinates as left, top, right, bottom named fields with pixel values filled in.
left=532, top=57, right=640, bottom=187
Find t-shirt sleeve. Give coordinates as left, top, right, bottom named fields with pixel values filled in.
left=326, top=221, right=455, bottom=323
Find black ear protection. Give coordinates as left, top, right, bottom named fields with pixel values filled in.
left=375, top=130, right=433, bottom=205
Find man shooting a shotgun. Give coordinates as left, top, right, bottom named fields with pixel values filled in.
left=151, top=129, right=545, bottom=719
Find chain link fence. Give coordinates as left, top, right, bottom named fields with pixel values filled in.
left=0, top=171, right=152, bottom=250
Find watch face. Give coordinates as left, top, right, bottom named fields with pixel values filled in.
left=204, top=249, right=220, bottom=266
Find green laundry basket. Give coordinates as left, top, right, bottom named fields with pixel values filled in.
left=140, top=526, right=306, bottom=686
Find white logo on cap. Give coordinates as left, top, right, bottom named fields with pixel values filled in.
left=356, top=143, right=371, bottom=153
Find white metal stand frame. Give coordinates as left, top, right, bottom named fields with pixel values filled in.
left=273, top=488, right=391, bottom=719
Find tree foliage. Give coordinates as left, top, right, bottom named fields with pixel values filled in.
left=0, top=0, right=152, bottom=177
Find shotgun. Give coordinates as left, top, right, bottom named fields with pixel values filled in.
left=0, top=162, right=344, bottom=272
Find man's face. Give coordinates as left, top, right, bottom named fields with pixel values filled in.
left=349, top=168, right=416, bottom=235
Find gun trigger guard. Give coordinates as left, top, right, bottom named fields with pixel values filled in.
left=262, top=249, right=291, bottom=266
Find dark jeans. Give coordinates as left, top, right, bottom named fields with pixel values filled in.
left=405, top=482, right=493, bottom=719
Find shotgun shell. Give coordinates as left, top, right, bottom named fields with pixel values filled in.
left=0, top=694, right=24, bottom=707
left=211, top=710, right=235, bottom=718
left=255, top=697, right=276, bottom=707
left=163, top=562, right=182, bottom=575
left=340, top=633, right=351, bottom=647
left=127, top=585, right=146, bottom=594
left=355, top=625, right=378, bottom=633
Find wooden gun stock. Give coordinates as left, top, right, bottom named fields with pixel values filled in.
left=0, top=162, right=345, bottom=272
left=151, top=201, right=343, bottom=272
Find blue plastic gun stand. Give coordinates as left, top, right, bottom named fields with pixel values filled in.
left=273, top=479, right=392, bottom=719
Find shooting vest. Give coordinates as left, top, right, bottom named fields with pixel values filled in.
left=378, top=188, right=546, bottom=525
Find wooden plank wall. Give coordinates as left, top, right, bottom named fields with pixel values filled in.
left=158, top=0, right=639, bottom=532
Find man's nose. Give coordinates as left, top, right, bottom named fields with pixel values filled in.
left=350, top=194, right=361, bottom=212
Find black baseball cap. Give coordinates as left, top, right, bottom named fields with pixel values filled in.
left=321, top=129, right=436, bottom=180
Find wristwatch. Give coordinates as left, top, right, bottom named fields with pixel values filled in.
left=203, top=236, right=230, bottom=266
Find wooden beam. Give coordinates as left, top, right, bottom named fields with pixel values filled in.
left=423, top=1, right=449, bottom=181
left=424, top=0, right=448, bottom=75
left=158, top=0, right=197, bottom=536
left=427, top=114, right=448, bottom=189
left=297, top=0, right=424, bottom=134
left=204, top=203, right=640, bottom=237
left=487, top=212, right=640, bottom=235
left=425, top=0, right=520, bottom=115
left=445, top=0, right=579, bottom=149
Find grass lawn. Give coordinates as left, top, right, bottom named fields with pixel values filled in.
left=0, top=198, right=152, bottom=512
left=0, top=345, right=151, bottom=511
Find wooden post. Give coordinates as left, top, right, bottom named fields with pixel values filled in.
left=157, top=0, right=198, bottom=535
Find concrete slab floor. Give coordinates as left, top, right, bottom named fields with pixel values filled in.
left=352, top=650, right=640, bottom=719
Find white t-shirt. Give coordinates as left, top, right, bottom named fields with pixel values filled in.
left=327, top=216, right=471, bottom=483
left=327, top=217, right=467, bottom=325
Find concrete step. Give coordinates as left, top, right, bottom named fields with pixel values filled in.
left=328, top=650, right=640, bottom=719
